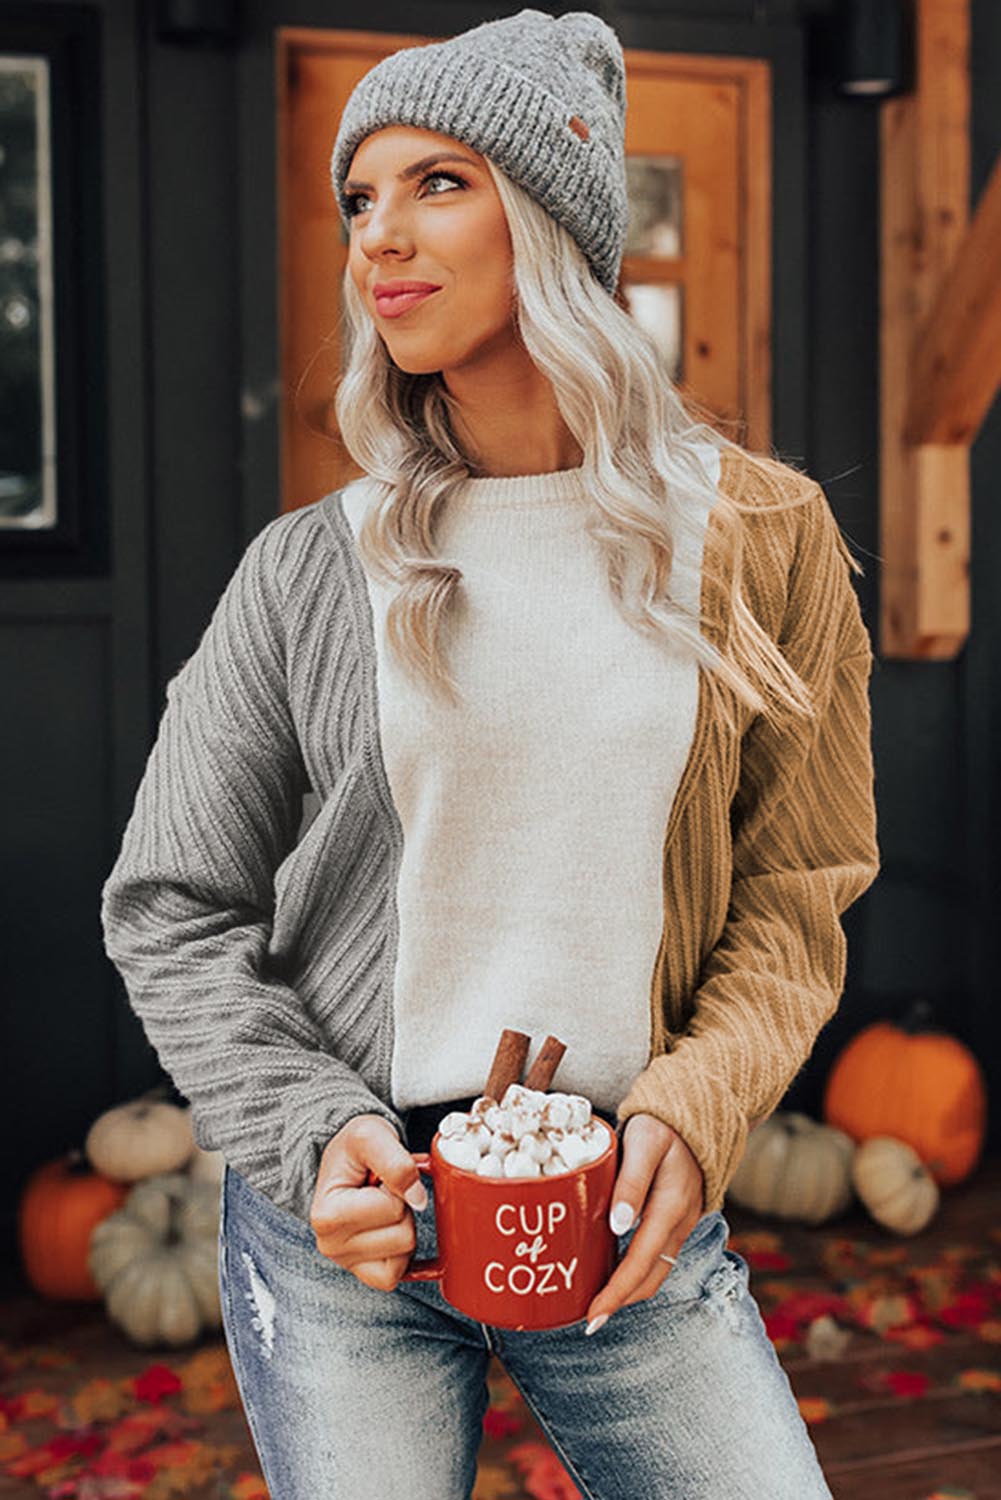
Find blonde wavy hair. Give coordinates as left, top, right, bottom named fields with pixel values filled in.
left=334, top=157, right=850, bottom=732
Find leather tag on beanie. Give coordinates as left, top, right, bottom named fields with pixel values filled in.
left=568, top=115, right=590, bottom=141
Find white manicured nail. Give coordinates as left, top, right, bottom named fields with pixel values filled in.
left=609, top=1201, right=635, bottom=1234
left=404, top=1181, right=428, bottom=1210
left=585, top=1314, right=609, bottom=1336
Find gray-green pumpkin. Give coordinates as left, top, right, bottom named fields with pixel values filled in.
left=727, top=1112, right=856, bottom=1224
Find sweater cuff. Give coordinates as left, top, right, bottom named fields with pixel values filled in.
left=615, top=1053, right=750, bottom=1215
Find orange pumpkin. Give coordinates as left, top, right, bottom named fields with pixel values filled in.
left=18, top=1152, right=129, bottom=1300
left=822, top=1001, right=987, bottom=1186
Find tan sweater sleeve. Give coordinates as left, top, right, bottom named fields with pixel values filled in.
left=615, top=482, right=881, bottom=1214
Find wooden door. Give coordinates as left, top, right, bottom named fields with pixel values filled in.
left=278, top=27, right=771, bottom=511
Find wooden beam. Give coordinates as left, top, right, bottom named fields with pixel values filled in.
left=904, top=152, right=1001, bottom=445
left=880, top=0, right=971, bottom=659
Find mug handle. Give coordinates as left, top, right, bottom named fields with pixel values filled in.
left=364, top=1152, right=442, bottom=1282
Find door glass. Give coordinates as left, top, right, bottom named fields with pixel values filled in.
left=622, top=283, right=683, bottom=380
left=625, top=156, right=683, bottom=258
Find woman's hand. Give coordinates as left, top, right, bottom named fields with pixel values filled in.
left=583, top=1113, right=705, bottom=1334
left=309, top=1114, right=428, bottom=1291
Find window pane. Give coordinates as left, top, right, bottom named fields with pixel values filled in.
left=625, top=156, right=683, bottom=259
left=622, top=283, right=684, bottom=381
left=0, top=55, right=56, bottom=529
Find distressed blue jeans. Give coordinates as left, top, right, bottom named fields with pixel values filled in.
left=219, top=1163, right=833, bottom=1499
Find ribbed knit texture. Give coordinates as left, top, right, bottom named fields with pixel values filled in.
left=329, top=8, right=629, bottom=294
left=339, top=448, right=719, bottom=1117
left=101, top=447, right=879, bottom=1223
left=615, top=455, right=881, bottom=1213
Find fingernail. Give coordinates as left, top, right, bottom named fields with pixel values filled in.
left=404, top=1181, right=428, bottom=1211
left=609, top=1201, right=635, bottom=1234
left=585, top=1314, right=609, bottom=1336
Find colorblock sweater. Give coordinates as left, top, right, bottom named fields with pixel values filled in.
left=100, top=446, right=880, bottom=1223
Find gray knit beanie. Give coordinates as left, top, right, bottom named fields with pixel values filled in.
left=329, top=8, right=628, bottom=296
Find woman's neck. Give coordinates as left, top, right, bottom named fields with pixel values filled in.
left=442, top=345, right=583, bottom=478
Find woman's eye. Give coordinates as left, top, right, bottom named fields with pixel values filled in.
left=345, top=171, right=466, bottom=220
left=419, top=171, right=466, bottom=196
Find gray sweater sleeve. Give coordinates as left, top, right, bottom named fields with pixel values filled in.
left=100, top=515, right=406, bottom=1222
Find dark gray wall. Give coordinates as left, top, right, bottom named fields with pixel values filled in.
left=2, top=0, right=998, bottom=1274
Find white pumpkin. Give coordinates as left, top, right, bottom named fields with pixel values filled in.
left=188, top=1143, right=225, bottom=1186
left=852, top=1136, right=939, bottom=1236
left=86, top=1097, right=194, bottom=1182
left=727, top=1111, right=856, bottom=1225
left=89, top=1172, right=221, bottom=1346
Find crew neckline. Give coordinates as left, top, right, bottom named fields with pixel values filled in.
left=453, top=465, right=588, bottom=509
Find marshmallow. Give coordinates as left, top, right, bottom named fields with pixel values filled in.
left=475, top=1152, right=505, bottom=1177
left=503, top=1148, right=542, bottom=1178
left=439, top=1111, right=472, bottom=1139
left=567, top=1095, right=592, bottom=1130
left=523, top=1131, right=554, bottom=1164
left=554, top=1132, right=591, bottom=1171
left=437, top=1136, right=482, bottom=1171
left=467, top=1122, right=493, bottom=1155
left=541, top=1096, right=572, bottom=1130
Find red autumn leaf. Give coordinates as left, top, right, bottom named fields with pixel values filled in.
left=764, top=1310, right=802, bottom=1343
left=938, top=1292, right=992, bottom=1329
left=767, top=1292, right=850, bottom=1329
left=91, top=1448, right=159, bottom=1482
left=743, top=1249, right=792, bottom=1271
left=103, top=1408, right=184, bottom=1454
left=508, top=1440, right=582, bottom=1500
left=482, top=1406, right=523, bottom=1439
left=7, top=1428, right=105, bottom=1477
left=131, top=1364, right=183, bottom=1404
left=882, top=1374, right=930, bottom=1398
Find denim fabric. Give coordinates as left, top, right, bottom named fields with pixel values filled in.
left=219, top=1164, right=833, bottom=1500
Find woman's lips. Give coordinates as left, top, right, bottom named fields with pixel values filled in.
left=373, top=286, right=441, bottom=319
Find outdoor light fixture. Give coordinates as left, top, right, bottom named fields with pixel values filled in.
left=833, top=0, right=910, bottom=98
left=155, top=0, right=240, bottom=45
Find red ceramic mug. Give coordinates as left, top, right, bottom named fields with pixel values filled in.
left=366, top=1118, right=620, bottom=1330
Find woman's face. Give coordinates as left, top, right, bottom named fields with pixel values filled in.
left=344, top=126, right=517, bottom=377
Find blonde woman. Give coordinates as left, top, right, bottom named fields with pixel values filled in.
left=101, top=9, right=879, bottom=1497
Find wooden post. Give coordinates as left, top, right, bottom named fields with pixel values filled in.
left=880, top=0, right=971, bottom=658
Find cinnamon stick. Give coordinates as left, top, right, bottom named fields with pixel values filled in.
left=523, top=1035, right=567, bottom=1092
left=483, top=1028, right=530, bottom=1101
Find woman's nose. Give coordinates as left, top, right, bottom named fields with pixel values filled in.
left=360, top=201, right=414, bottom=260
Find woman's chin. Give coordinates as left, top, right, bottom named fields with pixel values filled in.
left=384, top=347, right=448, bottom=376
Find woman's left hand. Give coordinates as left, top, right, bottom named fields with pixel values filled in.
left=583, top=1113, right=705, bottom=1334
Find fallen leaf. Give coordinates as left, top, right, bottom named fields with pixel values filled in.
left=805, top=1314, right=852, bottom=1361
left=230, top=1475, right=270, bottom=1500
left=797, top=1396, right=835, bottom=1423
left=131, top=1366, right=183, bottom=1405
left=955, top=1367, right=1001, bottom=1391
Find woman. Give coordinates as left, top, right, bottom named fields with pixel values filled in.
left=101, top=9, right=879, bottom=1497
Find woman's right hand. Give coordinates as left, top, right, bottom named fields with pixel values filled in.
left=309, top=1114, right=429, bottom=1291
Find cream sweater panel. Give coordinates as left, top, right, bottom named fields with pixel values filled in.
left=340, top=449, right=721, bottom=1113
